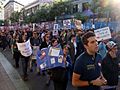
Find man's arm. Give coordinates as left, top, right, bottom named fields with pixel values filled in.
left=72, top=72, right=106, bottom=87
left=72, top=72, right=89, bottom=87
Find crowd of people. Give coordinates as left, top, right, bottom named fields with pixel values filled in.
left=0, top=27, right=120, bottom=90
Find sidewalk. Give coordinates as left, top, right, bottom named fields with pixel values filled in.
left=0, top=52, right=29, bottom=90
left=0, top=63, right=16, bottom=90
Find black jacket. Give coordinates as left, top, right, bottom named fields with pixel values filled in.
left=102, top=53, right=119, bottom=86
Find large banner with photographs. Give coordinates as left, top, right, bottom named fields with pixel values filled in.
left=36, top=45, right=65, bottom=70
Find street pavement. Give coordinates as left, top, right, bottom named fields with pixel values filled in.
left=0, top=48, right=120, bottom=90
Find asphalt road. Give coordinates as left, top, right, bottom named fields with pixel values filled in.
left=1, top=48, right=120, bottom=90
left=1, top=48, right=77, bottom=90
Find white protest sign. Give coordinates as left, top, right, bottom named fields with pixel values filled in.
left=92, top=24, right=95, bottom=29
left=17, top=39, right=32, bottom=57
left=94, top=27, right=111, bottom=41
left=48, top=47, right=60, bottom=57
left=53, top=30, right=58, bottom=36
left=33, top=23, right=35, bottom=31
left=63, top=19, right=71, bottom=29
left=74, top=19, right=82, bottom=29
left=53, top=24, right=59, bottom=30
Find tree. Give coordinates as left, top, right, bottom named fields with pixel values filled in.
left=0, top=0, right=5, bottom=10
left=9, top=11, right=20, bottom=23
left=75, top=12, right=88, bottom=23
left=0, top=20, right=4, bottom=26
left=48, top=1, right=73, bottom=21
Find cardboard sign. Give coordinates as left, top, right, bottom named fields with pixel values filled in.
left=17, top=39, right=32, bottom=57
left=94, top=27, right=111, bottom=41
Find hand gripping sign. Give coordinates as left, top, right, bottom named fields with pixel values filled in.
left=17, top=39, right=32, bottom=57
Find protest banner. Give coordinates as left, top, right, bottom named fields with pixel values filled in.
left=94, top=27, right=111, bottom=41
left=36, top=45, right=65, bottom=70
left=47, top=45, right=65, bottom=69
left=17, top=39, right=32, bottom=57
left=36, top=48, right=48, bottom=70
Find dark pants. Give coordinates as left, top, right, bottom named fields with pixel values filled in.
left=53, top=81, right=68, bottom=90
left=13, top=51, right=20, bottom=67
left=104, top=88, right=116, bottom=90
left=21, top=57, right=30, bottom=76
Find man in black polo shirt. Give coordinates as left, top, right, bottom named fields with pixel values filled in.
left=72, top=31, right=107, bottom=90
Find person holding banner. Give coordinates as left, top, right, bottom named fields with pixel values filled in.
left=18, top=33, right=31, bottom=81
left=30, top=31, right=41, bottom=72
left=72, top=31, right=107, bottom=90
left=39, top=33, right=50, bottom=75
left=50, top=39, right=72, bottom=90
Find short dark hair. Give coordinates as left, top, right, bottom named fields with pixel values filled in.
left=81, top=31, right=95, bottom=45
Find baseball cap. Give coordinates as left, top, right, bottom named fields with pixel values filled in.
left=106, top=41, right=117, bottom=49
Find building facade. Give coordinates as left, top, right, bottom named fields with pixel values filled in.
left=4, top=0, right=24, bottom=20
left=23, top=0, right=92, bottom=17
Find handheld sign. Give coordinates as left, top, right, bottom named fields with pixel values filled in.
left=17, top=39, right=32, bottom=57
left=47, top=45, right=65, bottom=69
left=37, top=45, right=65, bottom=70
left=63, top=19, right=71, bottom=29
left=74, top=19, right=82, bottom=29
left=36, top=48, right=48, bottom=70
left=94, top=27, right=111, bottom=41
left=53, top=24, right=59, bottom=30
left=32, top=46, right=39, bottom=59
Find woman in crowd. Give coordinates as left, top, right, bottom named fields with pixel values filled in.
left=18, top=32, right=30, bottom=81
left=50, top=38, right=72, bottom=90
left=11, top=33, right=20, bottom=68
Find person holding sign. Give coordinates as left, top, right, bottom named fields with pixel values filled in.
left=18, top=32, right=31, bottom=81
left=30, top=31, right=41, bottom=72
left=51, top=42, right=72, bottom=90
left=72, top=31, right=107, bottom=90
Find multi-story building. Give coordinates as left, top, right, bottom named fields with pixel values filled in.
left=23, top=0, right=92, bottom=17
left=72, top=0, right=92, bottom=13
left=4, top=0, right=24, bottom=20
